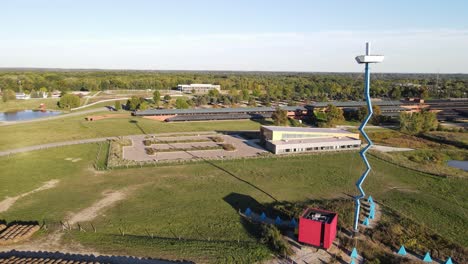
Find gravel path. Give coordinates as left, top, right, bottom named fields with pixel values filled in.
left=372, top=144, right=414, bottom=152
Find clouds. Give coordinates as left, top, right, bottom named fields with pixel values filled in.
left=1, top=29, right=467, bottom=73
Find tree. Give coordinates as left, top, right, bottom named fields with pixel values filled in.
left=248, top=97, right=257, bottom=107
left=208, top=89, right=220, bottom=98
left=163, top=94, right=171, bottom=101
left=58, top=94, right=80, bottom=109
left=241, top=89, right=250, bottom=101
left=421, top=110, right=438, bottom=132
left=272, top=107, right=288, bottom=126
left=325, top=104, right=345, bottom=127
left=175, top=98, right=189, bottom=109
left=126, top=96, right=141, bottom=111
left=357, top=105, right=382, bottom=125
left=153, top=90, right=161, bottom=106
left=114, top=100, right=122, bottom=110
left=399, top=110, right=438, bottom=135
left=139, top=101, right=149, bottom=110
left=2, top=89, right=16, bottom=102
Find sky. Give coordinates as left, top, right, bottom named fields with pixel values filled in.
left=1, top=0, right=467, bottom=73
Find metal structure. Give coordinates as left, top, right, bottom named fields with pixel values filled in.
left=353, top=42, right=384, bottom=232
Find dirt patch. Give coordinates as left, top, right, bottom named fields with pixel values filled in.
left=0, top=180, right=60, bottom=213
left=67, top=190, right=126, bottom=225
left=85, top=114, right=129, bottom=121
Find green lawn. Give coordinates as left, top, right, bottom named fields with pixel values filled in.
left=0, top=98, right=61, bottom=112
left=0, top=114, right=262, bottom=150
left=0, top=144, right=466, bottom=263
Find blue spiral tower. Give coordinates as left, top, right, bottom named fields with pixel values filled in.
left=353, top=42, right=384, bottom=232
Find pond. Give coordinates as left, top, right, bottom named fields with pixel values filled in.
left=0, top=110, right=61, bottom=122
left=447, top=160, right=468, bottom=171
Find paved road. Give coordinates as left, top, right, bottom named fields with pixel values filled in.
left=0, top=107, right=109, bottom=126
left=0, top=137, right=116, bottom=157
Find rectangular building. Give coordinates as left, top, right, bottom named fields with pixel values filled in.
left=177, top=84, right=221, bottom=94
left=298, top=208, right=338, bottom=249
left=260, top=126, right=361, bottom=154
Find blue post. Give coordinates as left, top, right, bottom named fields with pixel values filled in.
left=289, top=218, right=297, bottom=228
left=369, top=208, right=375, bottom=219
left=244, top=207, right=252, bottom=216
left=275, top=216, right=282, bottom=225
left=397, top=245, right=407, bottom=255
left=362, top=217, right=370, bottom=226
left=260, top=212, right=266, bottom=221
left=350, top=247, right=358, bottom=258
left=423, top=252, right=433, bottom=262
left=353, top=60, right=373, bottom=232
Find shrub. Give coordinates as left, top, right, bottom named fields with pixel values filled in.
left=145, top=148, right=156, bottom=155
left=210, top=136, right=224, bottom=143
left=221, top=144, right=236, bottom=151
left=260, top=224, right=292, bottom=257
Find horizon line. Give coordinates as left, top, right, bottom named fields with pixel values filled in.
left=0, top=67, right=466, bottom=75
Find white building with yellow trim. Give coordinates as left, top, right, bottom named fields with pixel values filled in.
left=260, top=126, right=361, bottom=154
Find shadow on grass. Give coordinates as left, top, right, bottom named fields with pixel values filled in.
left=129, top=120, right=146, bottom=135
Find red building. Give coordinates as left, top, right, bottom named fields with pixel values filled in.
left=298, top=208, right=338, bottom=249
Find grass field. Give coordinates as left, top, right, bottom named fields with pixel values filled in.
left=0, top=143, right=466, bottom=263
left=0, top=114, right=263, bottom=150
left=0, top=98, right=61, bottom=112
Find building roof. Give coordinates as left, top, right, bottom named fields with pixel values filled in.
left=262, top=126, right=355, bottom=134
left=308, top=100, right=402, bottom=108
left=271, top=136, right=360, bottom=145
left=134, top=106, right=307, bottom=116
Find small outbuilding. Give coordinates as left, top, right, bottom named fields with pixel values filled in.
left=298, top=208, right=338, bottom=249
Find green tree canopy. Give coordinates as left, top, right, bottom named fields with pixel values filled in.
left=357, top=105, right=382, bottom=125
left=175, top=98, right=189, bottom=109
left=114, top=100, right=122, bottom=110
left=325, top=104, right=345, bottom=127
left=58, top=94, right=80, bottom=109
left=2, top=89, right=16, bottom=102
left=153, top=90, right=161, bottom=106
left=400, top=110, right=438, bottom=134
left=272, top=107, right=288, bottom=126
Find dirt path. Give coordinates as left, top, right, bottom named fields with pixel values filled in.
left=67, top=190, right=126, bottom=225
left=0, top=188, right=129, bottom=254
left=372, top=144, right=414, bottom=152
left=0, top=180, right=60, bottom=213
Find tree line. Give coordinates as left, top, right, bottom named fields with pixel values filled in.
left=1, top=71, right=466, bottom=102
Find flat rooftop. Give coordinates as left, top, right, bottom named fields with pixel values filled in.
left=134, top=106, right=307, bottom=116
left=301, top=208, right=336, bottom=224
left=262, top=126, right=355, bottom=134
left=271, top=136, right=360, bottom=145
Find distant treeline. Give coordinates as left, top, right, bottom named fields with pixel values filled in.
left=0, top=70, right=466, bottom=101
